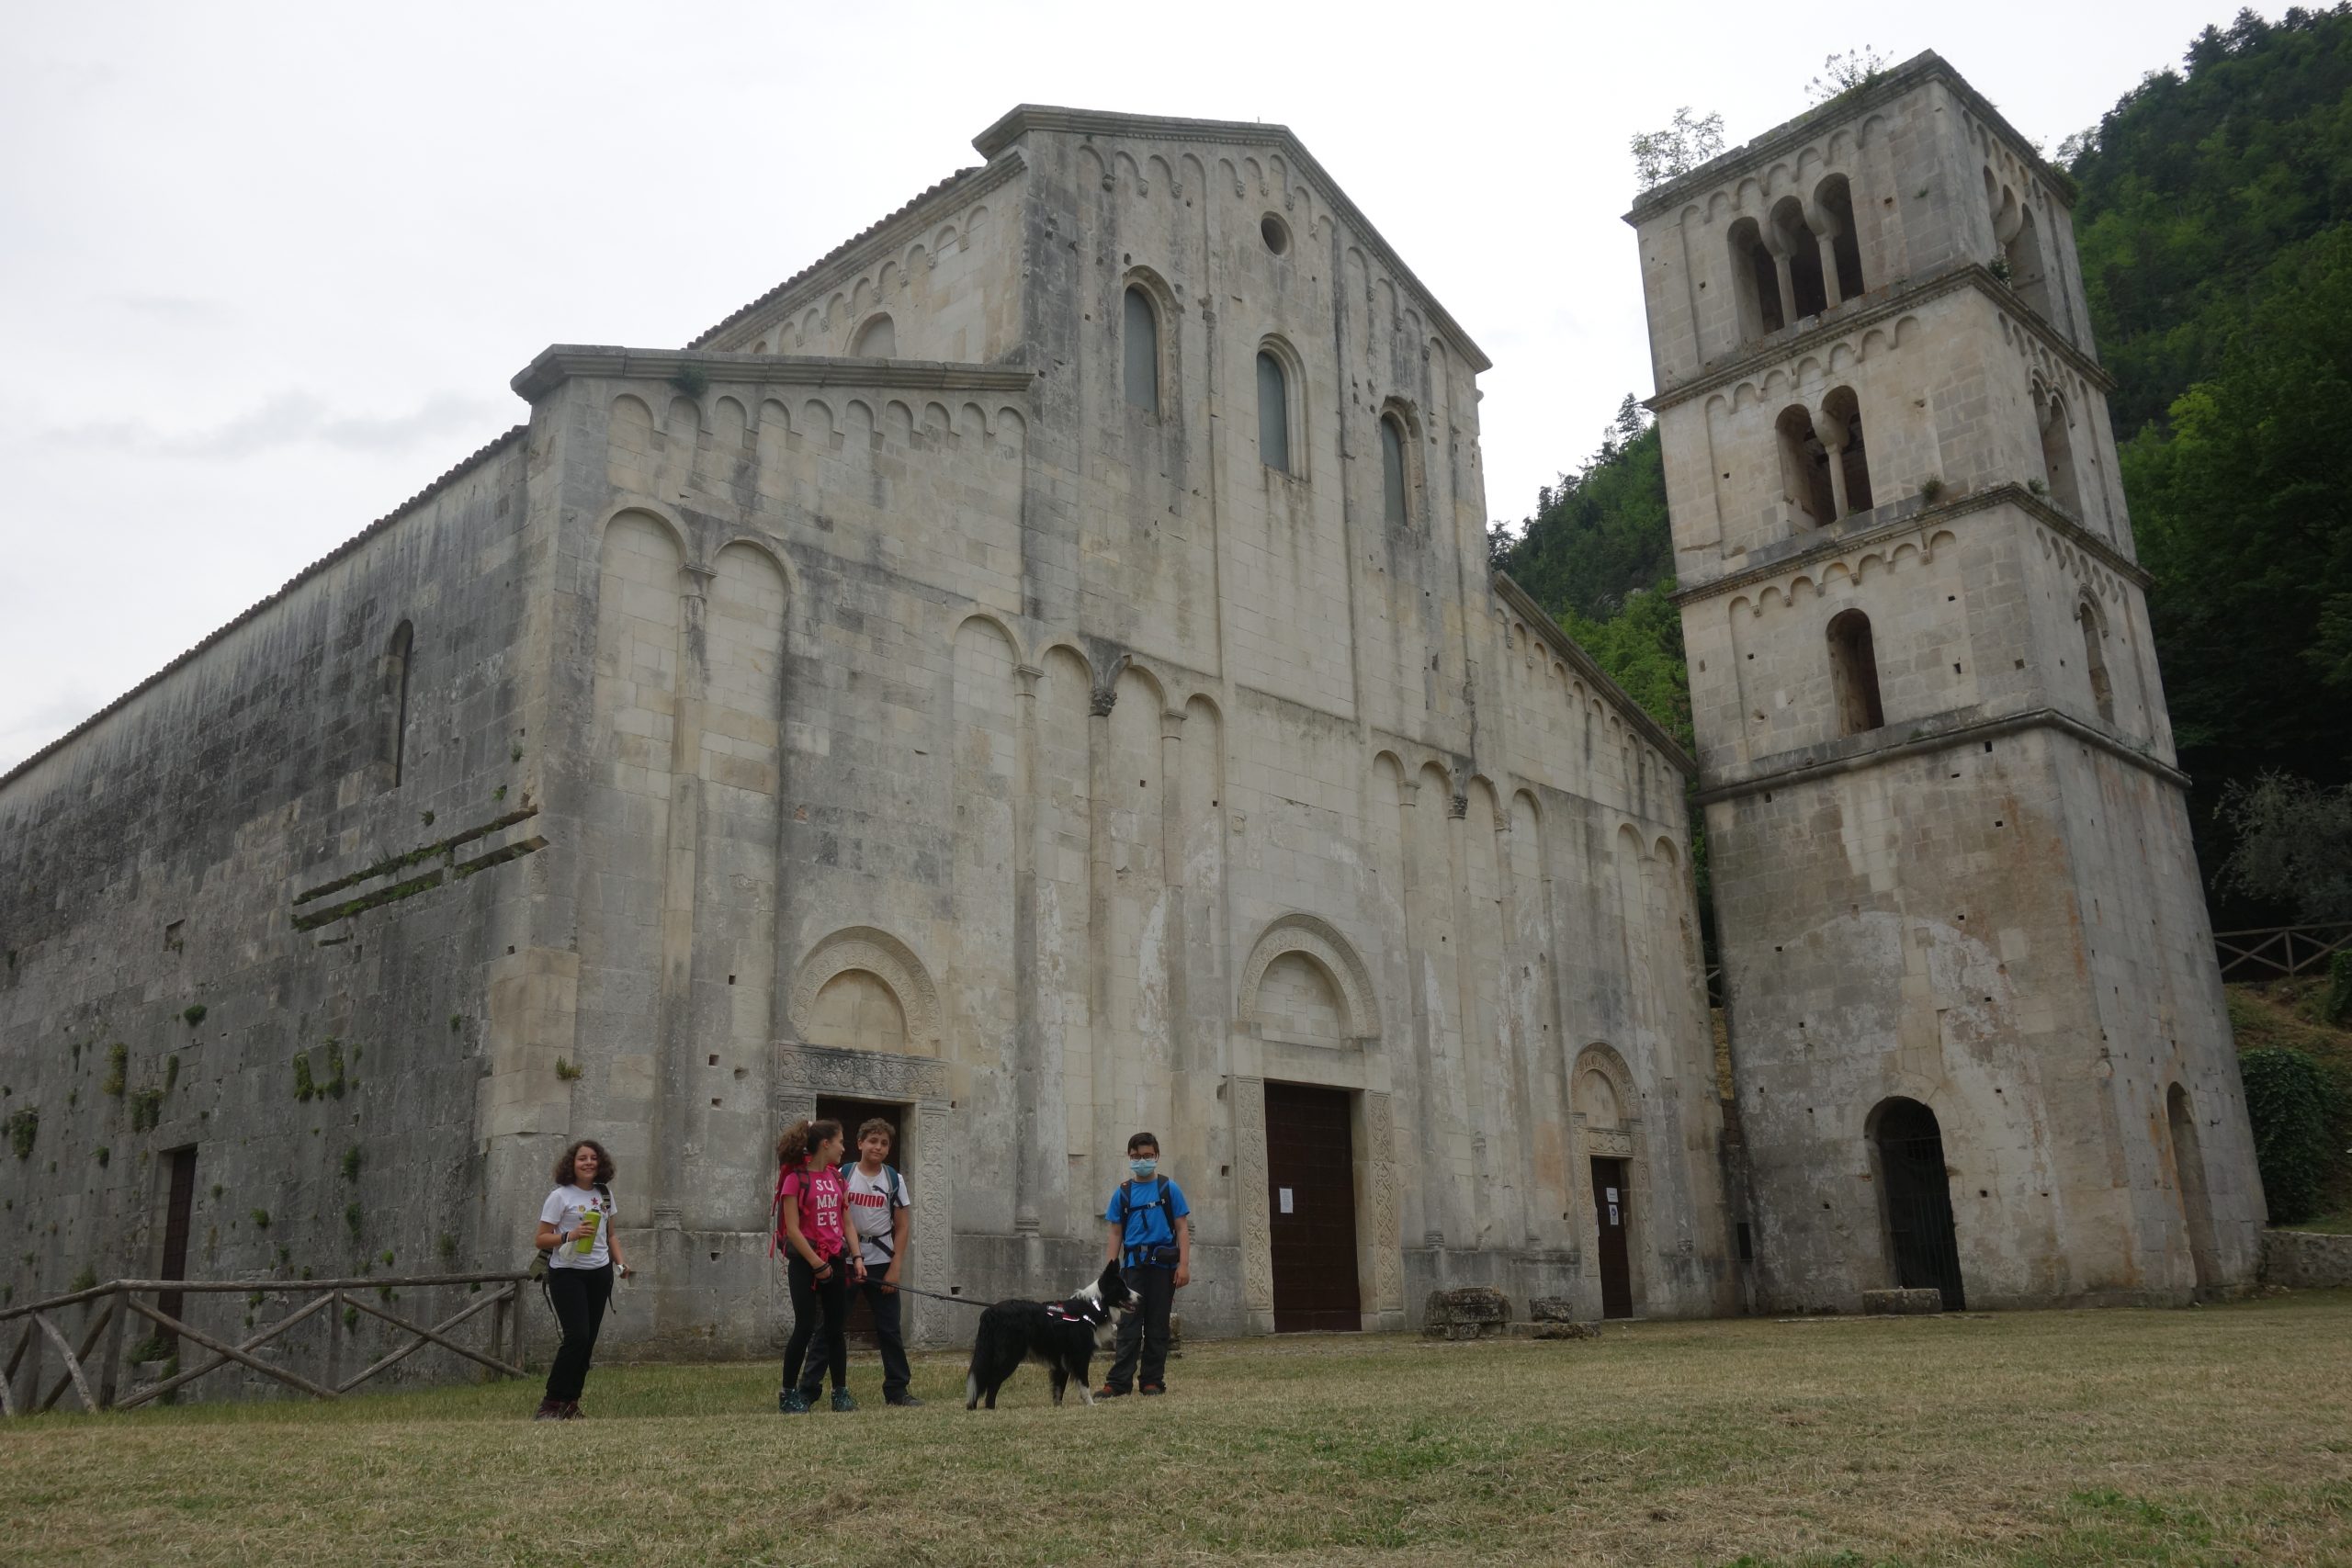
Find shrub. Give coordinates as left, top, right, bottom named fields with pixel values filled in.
left=250, top=1208, right=271, bottom=1230
left=182, top=1004, right=206, bottom=1027
left=2326, top=951, right=2352, bottom=1027
left=2239, top=1048, right=2345, bottom=1224
left=341, top=1146, right=361, bottom=1182
left=6, top=1108, right=36, bottom=1160
left=102, top=1043, right=127, bottom=1098
left=293, top=1053, right=316, bottom=1102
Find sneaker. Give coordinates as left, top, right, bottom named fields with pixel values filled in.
left=778, top=1388, right=811, bottom=1415
left=1097, top=1382, right=1130, bottom=1398
left=532, top=1396, right=564, bottom=1421
left=1140, top=1382, right=1167, bottom=1396
left=830, top=1388, right=859, bottom=1413
left=559, top=1401, right=584, bottom=1419
left=885, top=1393, right=925, bottom=1407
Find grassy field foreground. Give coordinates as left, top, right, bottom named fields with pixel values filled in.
left=4, top=1292, right=2350, bottom=1567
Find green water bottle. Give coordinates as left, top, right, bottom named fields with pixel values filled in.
left=573, top=1208, right=600, bottom=1257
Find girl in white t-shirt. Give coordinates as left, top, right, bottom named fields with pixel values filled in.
left=533, top=1139, right=633, bottom=1420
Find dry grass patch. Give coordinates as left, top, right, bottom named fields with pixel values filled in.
left=4, top=1292, right=2349, bottom=1566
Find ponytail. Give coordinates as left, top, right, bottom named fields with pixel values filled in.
left=775, top=1117, right=842, bottom=1171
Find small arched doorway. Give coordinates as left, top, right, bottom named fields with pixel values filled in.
left=2166, top=1083, right=2220, bottom=1294
left=1871, top=1098, right=1965, bottom=1309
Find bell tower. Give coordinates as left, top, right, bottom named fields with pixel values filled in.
left=1625, top=53, right=2265, bottom=1309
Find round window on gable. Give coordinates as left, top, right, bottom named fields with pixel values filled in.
left=1261, top=213, right=1290, bottom=255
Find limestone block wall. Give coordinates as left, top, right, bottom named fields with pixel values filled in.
left=0, top=431, right=542, bottom=1387
left=1713, top=725, right=2260, bottom=1309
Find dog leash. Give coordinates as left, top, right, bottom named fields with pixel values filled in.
left=889, top=1283, right=990, bottom=1308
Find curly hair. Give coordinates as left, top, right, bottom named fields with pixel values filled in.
left=553, top=1139, right=616, bottom=1190
left=775, top=1118, right=843, bottom=1170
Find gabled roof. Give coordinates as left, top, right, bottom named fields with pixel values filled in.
left=0, top=426, right=526, bottom=794
left=684, top=159, right=1016, bottom=351
left=976, top=104, right=1489, bottom=373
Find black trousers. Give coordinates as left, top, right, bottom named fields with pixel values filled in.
left=544, top=1262, right=614, bottom=1404
left=1106, top=1265, right=1176, bottom=1390
left=782, top=1252, right=850, bottom=1395
left=848, top=1269, right=914, bottom=1397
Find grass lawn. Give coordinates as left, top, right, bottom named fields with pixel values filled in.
left=5, top=1292, right=2350, bottom=1567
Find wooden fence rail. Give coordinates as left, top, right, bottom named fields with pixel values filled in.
left=2213, top=923, right=2352, bottom=985
left=0, top=1271, right=533, bottom=1416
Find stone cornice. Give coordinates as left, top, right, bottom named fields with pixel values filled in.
left=512, top=346, right=1036, bottom=404
left=1624, top=50, right=2075, bottom=224
left=1692, top=704, right=2188, bottom=807
left=1647, top=262, right=2114, bottom=413
left=685, top=154, right=1029, bottom=351
left=1669, top=482, right=2151, bottom=607
left=1491, top=572, right=1699, bottom=778
left=974, top=103, right=1490, bottom=374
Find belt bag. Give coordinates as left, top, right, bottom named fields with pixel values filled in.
left=1143, top=1243, right=1181, bottom=1268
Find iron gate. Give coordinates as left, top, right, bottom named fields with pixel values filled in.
left=1877, top=1104, right=1965, bottom=1311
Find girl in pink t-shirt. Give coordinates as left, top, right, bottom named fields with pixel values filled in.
left=774, top=1118, right=865, bottom=1412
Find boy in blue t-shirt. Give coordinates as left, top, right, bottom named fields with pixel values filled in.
left=1100, top=1130, right=1191, bottom=1396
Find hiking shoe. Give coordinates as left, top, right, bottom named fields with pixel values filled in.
left=1140, top=1382, right=1167, bottom=1396
left=830, top=1388, right=859, bottom=1413
left=559, top=1401, right=584, bottom=1419
left=885, top=1393, right=925, bottom=1407
left=1097, top=1382, right=1129, bottom=1398
left=778, top=1388, right=811, bottom=1415
left=532, top=1396, right=564, bottom=1421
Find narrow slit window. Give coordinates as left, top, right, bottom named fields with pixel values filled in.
left=1122, top=287, right=1159, bottom=413
left=385, top=620, right=413, bottom=786
left=1380, top=413, right=1409, bottom=525
left=1257, top=350, right=1291, bottom=474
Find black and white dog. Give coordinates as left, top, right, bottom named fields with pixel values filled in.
left=964, top=1258, right=1137, bottom=1409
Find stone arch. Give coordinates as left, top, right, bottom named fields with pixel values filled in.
left=1237, top=914, right=1379, bottom=1041
left=788, top=927, right=943, bottom=1057
left=1570, top=1040, right=1649, bottom=1318
left=851, top=313, right=896, bottom=358
left=947, top=606, right=1027, bottom=670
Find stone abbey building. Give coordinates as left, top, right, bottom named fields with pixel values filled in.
left=0, top=54, right=2259, bottom=1370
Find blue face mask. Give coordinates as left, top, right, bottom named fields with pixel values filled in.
left=1129, top=1157, right=1158, bottom=1179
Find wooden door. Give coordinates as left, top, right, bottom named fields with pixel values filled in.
left=1591, top=1157, right=1633, bottom=1319
left=1264, top=1082, right=1362, bottom=1332
left=814, top=1098, right=908, bottom=1343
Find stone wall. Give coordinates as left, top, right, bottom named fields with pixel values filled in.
left=2261, top=1231, right=2352, bottom=1290
left=0, top=430, right=541, bottom=1388
left=2, top=107, right=1738, bottom=1381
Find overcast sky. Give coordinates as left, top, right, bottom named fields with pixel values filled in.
left=0, top=0, right=2249, bottom=773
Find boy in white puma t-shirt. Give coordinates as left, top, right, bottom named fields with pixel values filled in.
left=842, top=1117, right=920, bottom=1405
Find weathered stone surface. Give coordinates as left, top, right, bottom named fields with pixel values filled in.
left=1423, top=1286, right=1510, bottom=1339
left=1529, top=1296, right=1577, bottom=1322
left=2261, top=1231, right=2352, bottom=1289
left=1530, top=1320, right=1600, bottom=1340
left=1860, top=1288, right=1945, bottom=1315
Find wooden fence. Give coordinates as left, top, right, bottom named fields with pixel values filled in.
left=2213, top=923, right=2352, bottom=985
left=0, top=1271, right=532, bottom=1416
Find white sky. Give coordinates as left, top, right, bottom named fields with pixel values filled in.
left=0, top=0, right=2246, bottom=773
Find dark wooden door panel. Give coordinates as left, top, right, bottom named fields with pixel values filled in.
left=1591, top=1157, right=1633, bottom=1319
left=1264, top=1082, right=1361, bottom=1332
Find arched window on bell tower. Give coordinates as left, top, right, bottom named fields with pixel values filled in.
left=2035, top=381, right=2083, bottom=517
left=1827, top=608, right=1884, bottom=735
left=1777, top=404, right=1836, bottom=528
left=2077, top=596, right=2113, bottom=724
left=1728, top=217, right=1783, bottom=339
left=1820, top=386, right=1872, bottom=516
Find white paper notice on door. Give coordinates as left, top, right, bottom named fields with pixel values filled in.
left=1278, top=1187, right=1294, bottom=1213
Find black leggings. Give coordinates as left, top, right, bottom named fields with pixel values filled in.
left=782, top=1252, right=851, bottom=1394
left=544, top=1263, right=614, bottom=1403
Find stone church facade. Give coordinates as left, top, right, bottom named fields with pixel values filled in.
left=2, top=105, right=1735, bottom=1357
left=1630, top=52, right=2265, bottom=1310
